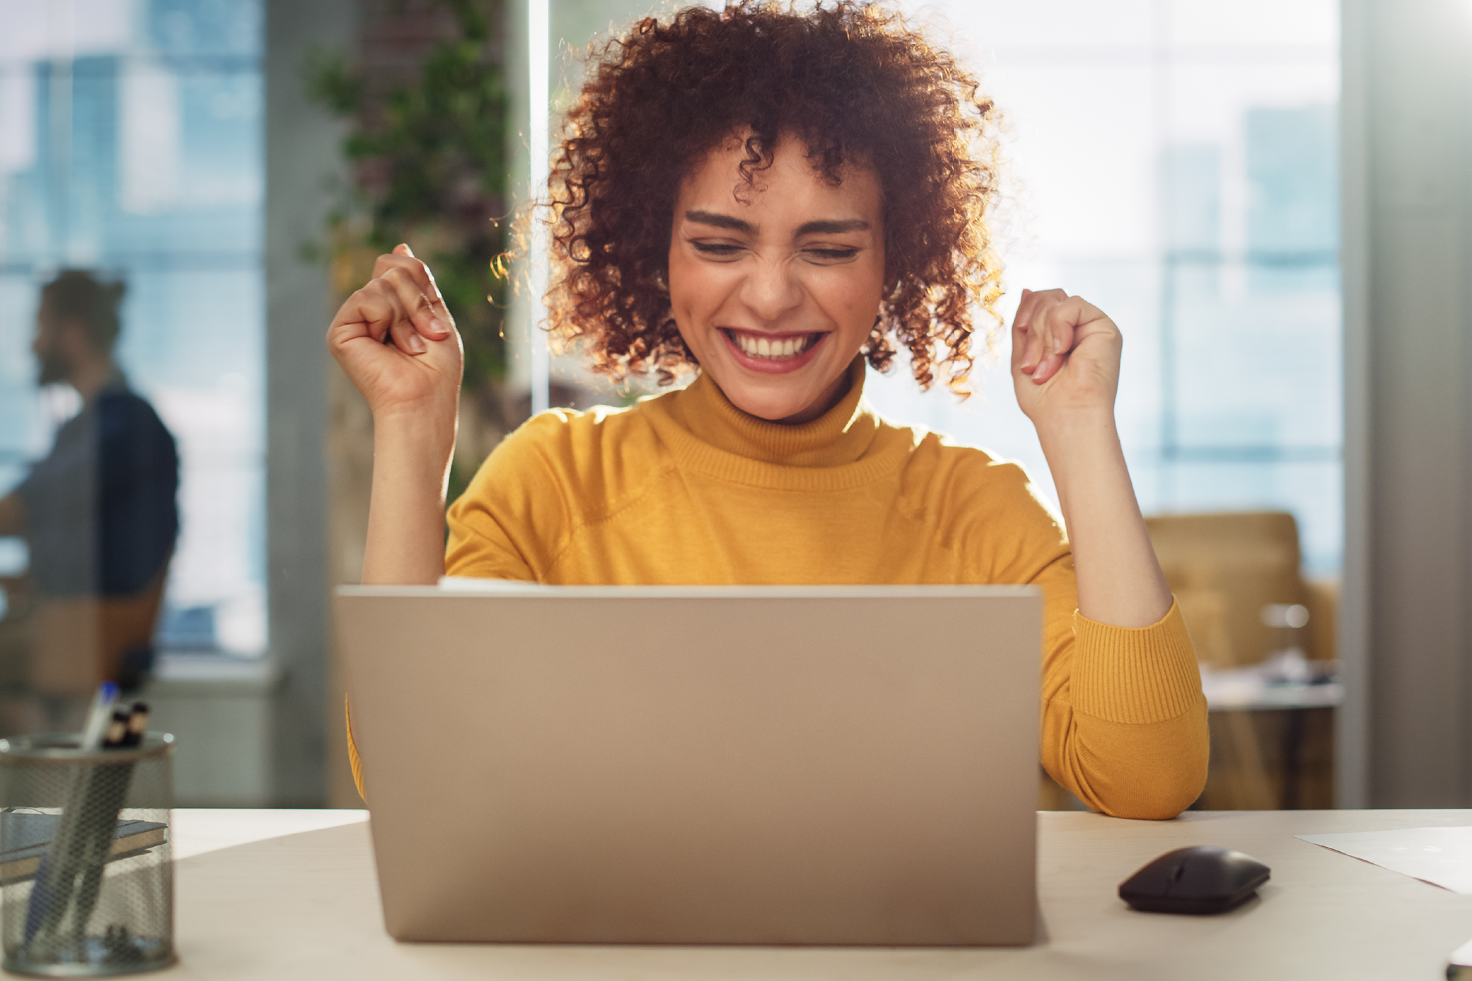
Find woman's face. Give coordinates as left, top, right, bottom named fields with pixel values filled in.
left=668, top=134, right=885, bottom=424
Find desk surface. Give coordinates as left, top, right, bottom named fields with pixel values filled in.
left=158, top=808, right=1472, bottom=980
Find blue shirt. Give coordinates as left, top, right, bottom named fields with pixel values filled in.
left=17, top=379, right=178, bottom=597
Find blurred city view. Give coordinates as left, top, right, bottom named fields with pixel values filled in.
left=0, top=0, right=265, bottom=655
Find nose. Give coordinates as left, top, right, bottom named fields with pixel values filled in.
left=738, top=256, right=803, bottom=323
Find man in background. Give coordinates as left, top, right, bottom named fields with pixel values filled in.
left=0, top=271, right=178, bottom=727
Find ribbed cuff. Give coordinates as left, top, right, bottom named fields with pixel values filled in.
left=1069, top=599, right=1202, bottom=724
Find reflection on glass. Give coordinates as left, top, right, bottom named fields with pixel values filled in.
left=0, top=271, right=177, bottom=725
left=0, top=0, right=266, bottom=699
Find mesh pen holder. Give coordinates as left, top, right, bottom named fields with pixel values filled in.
left=0, top=733, right=174, bottom=976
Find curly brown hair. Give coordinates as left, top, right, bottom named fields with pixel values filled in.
left=546, top=0, right=1004, bottom=394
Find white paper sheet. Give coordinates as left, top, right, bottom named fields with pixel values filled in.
left=1451, top=936, right=1472, bottom=971
left=1298, top=826, right=1472, bottom=893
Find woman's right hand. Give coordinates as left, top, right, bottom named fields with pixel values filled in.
left=327, top=243, right=463, bottom=426
left=329, top=244, right=464, bottom=584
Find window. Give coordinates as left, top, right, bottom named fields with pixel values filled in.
left=525, top=1, right=1341, bottom=573
left=0, top=0, right=266, bottom=654
left=865, top=0, right=1342, bottom=573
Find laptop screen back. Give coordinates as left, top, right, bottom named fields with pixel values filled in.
left=335, top=585, right=1042, bottom=946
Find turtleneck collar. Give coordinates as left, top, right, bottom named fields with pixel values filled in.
left=636, top=355, right=909, bottom=493
left=638, top=353, right=912, bottom=489
left=669, top=356, right=879, bottom=468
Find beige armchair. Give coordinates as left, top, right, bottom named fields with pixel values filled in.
left=1147, top=511, right=1336, bottom=810
left=1040, top=510, right=1338, bottom=811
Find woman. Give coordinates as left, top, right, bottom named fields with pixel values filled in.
left=329, top=1, right=1208, bottom=819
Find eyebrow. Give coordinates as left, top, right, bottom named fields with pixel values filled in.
left=683, top=211, right=870, bottom=236
left=795, top=219, right=869, bottom=235
left=684, top=210, right=753, bottom=232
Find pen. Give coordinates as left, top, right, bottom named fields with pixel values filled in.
left=25, top=684, right=127, bottom=954
left=121, top=703, right=149, bottom=748
left=70, top=702, right=137, bottom=951
left=103, top=709, right=129, bottom=748
left=79, top=682, right=120, bottom=751
left=68, top=702, right=149, bottom=943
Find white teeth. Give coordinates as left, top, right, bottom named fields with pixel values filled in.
left=732, top=332, right=814, bottom=360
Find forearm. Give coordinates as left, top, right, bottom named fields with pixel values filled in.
left=0, top=493, right=22, bottom=536
left=361, top=412, right=455, bottom=585
left=1037, top=410, right=1170, bottom=627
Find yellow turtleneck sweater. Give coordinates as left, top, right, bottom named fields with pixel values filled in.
left=351, top=358, right=1209, bottom=819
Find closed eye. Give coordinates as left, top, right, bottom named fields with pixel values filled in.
left=805, top=247, right=860, bottom=261
left=692, top=242, right=744, bottom=258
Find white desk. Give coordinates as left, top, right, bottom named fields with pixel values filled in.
left=157, top=808, right=1472, bottom=979
left=1200, top=662, right=1343, bottom=711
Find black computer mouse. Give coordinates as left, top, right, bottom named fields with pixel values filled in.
left=1118, top=845, right=1270, bottom=914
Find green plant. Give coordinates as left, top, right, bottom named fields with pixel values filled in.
left=306, top=0, right=510, bottom=389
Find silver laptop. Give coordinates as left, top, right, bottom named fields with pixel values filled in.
left=334, top=583, right=1042, bottom=946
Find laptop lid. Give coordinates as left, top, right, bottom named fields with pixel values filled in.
left=335, top=584, right=1041, bottom=946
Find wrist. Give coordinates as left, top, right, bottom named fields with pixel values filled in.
left=1032, top=409, right=1130, bottom=524
left=373, top=404, right=457, bottom=457
left=1033, top=407, right=1119, bottom=460
left=371, top=409, right=457, bottom=506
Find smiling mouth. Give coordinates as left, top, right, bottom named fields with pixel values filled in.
left=722, top=329, right=823, bottom=361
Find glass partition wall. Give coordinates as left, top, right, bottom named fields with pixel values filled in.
left=523, top=0, right=1343, bottom=808
left=0, top=0, right=266, bottom=725
left=0, top=0, right=1338, bottom=786
left=526, top=0, right=1341, bottom=574
left=866, top=1, right=1341, bottom=575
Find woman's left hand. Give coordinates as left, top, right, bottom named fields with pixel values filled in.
left=1009, top=288, right=1171, bottom=629
left=1010, top=288, right=1122, bottom=431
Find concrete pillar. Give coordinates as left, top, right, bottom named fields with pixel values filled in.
left=265, top=0, right=356, bottom=806
left=1341, top=0, right=1472, bottom=806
